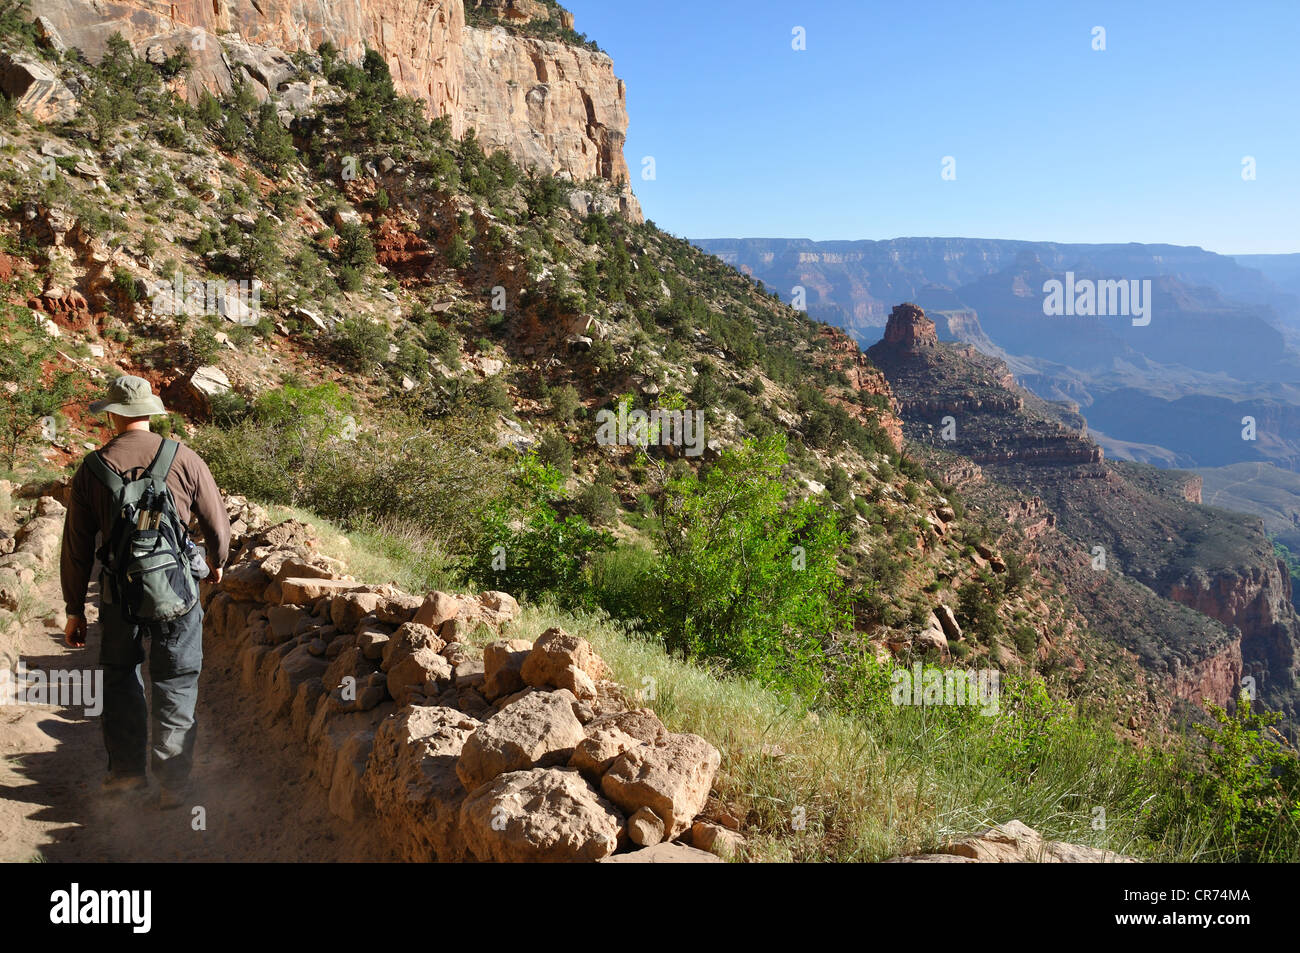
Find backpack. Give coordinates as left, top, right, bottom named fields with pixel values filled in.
left=86, top=439, right=199, bottom=625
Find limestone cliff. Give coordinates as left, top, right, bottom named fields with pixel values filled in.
left=31, top=0, right=639, bottom=214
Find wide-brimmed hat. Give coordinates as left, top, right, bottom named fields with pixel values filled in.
left=89, top=375, right=167, bottom=417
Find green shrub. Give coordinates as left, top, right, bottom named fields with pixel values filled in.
left=588, top=544, right=660, bottom=624
left=330, top=315, right=388, bottom=369
left=0, top=297, right=83, bottom=471
left=535, top=431, right=572, bottom=474
left=448, top=233, right=471, bottom=270
left=196, top=384, right=506, bottom=551
left=547, top=383, right=581, bottom=423
left=575, top=481, right=619, bottom=526
left=469, top=454, right=612, bottom=606
left=652, top=434, right=849, bottom=699
left=336, top=265, right=364, bottom=292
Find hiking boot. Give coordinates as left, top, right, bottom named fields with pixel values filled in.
left=101, top=772, right=147, bottom=794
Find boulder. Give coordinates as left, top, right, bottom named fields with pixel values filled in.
left=374, top=591, right=422, bottom=625
left=330, top=590, right=385, bottom=632
left=0, top=52, right=76, bottom=123
left=268, top=644, right=330, bottom=718
left=308, top=700, right=393, bottom=793
left=382, top=623, right=452, bottom=705
left=627, top=806, right=664, bottom=847
left=356, top=625, right=390, bottom=660
left=270, top=556, right=337, bottom=582
left=481, top=638, right=533, bottom=699
left=915, top=623, right=948, bottom=655
left=691, top=820, right=745, bottom=860
left=363, top=706, right=481, bottom=862
left=520, top=626, right=604, bottom=699
left=222, top=562, right=271, bottom=600
left=454, top=658, right=485, bottom=689
left=886, top=820, right=1140, bottom=863
left=266, top=604, right=306, bottom=642
left=456, top=689, right=585, bottom=791
left=290, top=678, right=326, bottom=740
left=413, top=591, right=462, bottom=630
left=935, top=603, right=963, bottom=643
left=280, top=576, right=359, bottom=603
left=381, top=622, right=445, bottom=667
left=186, top=365, right=231, bottom=412
left=460, top=768, right=623, bottom=863
left=386, top=648, right=452, bottom=706
left=601, top=733, right=721, bottom=840
left=327, top=729, right=375, bottom=822
left=479, top=590, right=519, bottom=617
left=569, top=723, right=640, bottom=780
left=586, top=707, right=667, bottom=745
left=600, top=843, right=722, bottom=864
left=322, top=645, right=378, bottom=695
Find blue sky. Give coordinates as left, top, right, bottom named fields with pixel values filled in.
left=565, top=0, right=1300, bottom=254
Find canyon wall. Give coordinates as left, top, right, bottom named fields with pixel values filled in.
left=31, top=0, right=638, bottom=207
left=1166, top=561, right=1299, bottom=719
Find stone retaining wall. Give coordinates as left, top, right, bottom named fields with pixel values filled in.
left=0, top=495, right=68, bottom=669
left=203, top=498, right=729, bottom=862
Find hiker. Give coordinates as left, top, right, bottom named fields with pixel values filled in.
left=59, top=375, right=231, bottom=808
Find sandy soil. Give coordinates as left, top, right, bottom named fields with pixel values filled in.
left=0, top=573, right=398, bottom=863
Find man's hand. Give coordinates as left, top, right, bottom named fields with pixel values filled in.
left=64, top=614, right=87, bottom=648
left=208, top=562, right=223, bottom=585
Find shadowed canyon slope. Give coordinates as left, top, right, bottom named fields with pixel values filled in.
left=869, top=304, right=1300, bottom=728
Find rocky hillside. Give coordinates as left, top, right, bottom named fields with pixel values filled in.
left=29, top=0, right=640, bottom=217
left=9, top=0, right=1173, bottom=732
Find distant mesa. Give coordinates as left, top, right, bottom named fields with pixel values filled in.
left=881, top=303, right=937, bottom=349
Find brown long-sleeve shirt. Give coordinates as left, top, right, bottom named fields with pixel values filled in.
left=60, top=429, right=231, bottom=617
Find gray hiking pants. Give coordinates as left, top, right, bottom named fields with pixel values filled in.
left=98, top=597, right=203, bottom=789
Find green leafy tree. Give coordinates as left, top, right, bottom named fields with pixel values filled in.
left=337, top=221, right=376, bottom=271
left=653, top=434, right=850, bottom=697
left=957, top=572, right=1003, bottom=644
left=197, top=90, right=224, bottom=130
left=238, top=214, right=282, bottom=303
left=547, top=383, right=581, bottom=423
left=471, top=453, right=613, bottom=606
left=1188, top=694, right=1300, bottom=861
left=330, top=315, right=388, bottom=371
left=448, top=233, right=471, bottom=270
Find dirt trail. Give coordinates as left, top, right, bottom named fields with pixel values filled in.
left=0, top=571, right=398, bottom=862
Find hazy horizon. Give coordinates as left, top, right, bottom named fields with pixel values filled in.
left=689, top=235, right=1300, bottom=259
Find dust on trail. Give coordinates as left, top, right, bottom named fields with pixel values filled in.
left=0, top=573, right=397, bottom=863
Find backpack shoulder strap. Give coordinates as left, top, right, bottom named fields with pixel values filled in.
left=84, top=450, right=125, bottom=497
left=145, top=438, right=180, bottom=483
